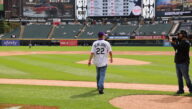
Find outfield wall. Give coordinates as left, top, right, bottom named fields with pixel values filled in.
left=0, top=39, right=167, bottom=46
left=0, top=35, right=169, bottom=46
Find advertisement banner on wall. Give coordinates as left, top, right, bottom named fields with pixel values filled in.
left=60, top=40, right=78, bottom=46
left=108, top=36, right=130, bottom=40
left=1, top=40, right=20, bottom=46
left=135, top=36, right=166, bottom=40
left=156, top=0, right=192, bottom=16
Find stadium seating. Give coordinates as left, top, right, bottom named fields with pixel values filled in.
left=138, top=24, right=173, bottom=36
left=178, top=22, right=192, bottom=34
left=79, top=24, right=114, bottom=39
left=2, top=27, right=20, bottom=38
left=2, top=23, right=176, bottom=40
left=111, top=25, right=137, bottom=36
left=23, top=24, right=52, bottom=38
left=52, top=24, right=83, bottom=39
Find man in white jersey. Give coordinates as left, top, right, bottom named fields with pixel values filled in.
left=88, top=32, right=113, bottom=94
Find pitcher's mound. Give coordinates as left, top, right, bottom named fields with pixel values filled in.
left=77, top=58, right=150, bottom=65
left=110, top=95, right=192, bottom=109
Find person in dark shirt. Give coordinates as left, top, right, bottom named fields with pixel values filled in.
left=171, top=30, right=192, bottom=94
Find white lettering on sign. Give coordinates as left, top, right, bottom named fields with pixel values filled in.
left=49, top=0, right=70, bottom=3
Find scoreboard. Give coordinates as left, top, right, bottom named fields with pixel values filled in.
left=87, top=0, right=141, bottom=17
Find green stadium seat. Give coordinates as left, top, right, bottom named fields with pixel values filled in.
left=23, top=24, right=52, bottom=38
left=138, top=24, right=173, bottom=36
left=111, top=25, right=137, bottom=36
left=2, top=27, right=20, bottom=38
left=52, top=24, right=83, bottom=39
left=79, top=24, right=114, bottom=39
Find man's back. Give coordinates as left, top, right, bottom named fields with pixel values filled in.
left=91, top=40, right=112, bottom=67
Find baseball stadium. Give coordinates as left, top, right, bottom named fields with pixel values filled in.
left=0, top=0, right=192, bottom=109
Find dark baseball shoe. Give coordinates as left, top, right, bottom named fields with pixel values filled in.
left=99, top=89, right=104, bottom=94
left=176, top=90, right=184, bottom=94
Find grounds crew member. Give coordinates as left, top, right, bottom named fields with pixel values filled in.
left=88, top=32, right=113, bottom=94
left=171, top=30, right=192, bottom=94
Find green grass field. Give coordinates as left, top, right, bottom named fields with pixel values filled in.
left=0, top=46, right=191, bottom=108
left=0, top=46, right=176, bottom=51
left=0, top=46, right=191, bottom=84
left=0, top=84, right=173, bottom=109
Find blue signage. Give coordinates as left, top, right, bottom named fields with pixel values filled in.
left=108, top=36, right=130, bottom=39
left=1, top=40, right=20, bottom=46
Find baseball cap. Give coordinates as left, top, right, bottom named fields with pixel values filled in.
left=179, top=30, right=188, bottom=38
left=98, top=32, right=106, bottom=37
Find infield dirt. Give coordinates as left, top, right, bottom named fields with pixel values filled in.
left=110, top=95, right=192, bottom=109
left=77, top=58, right=151, bottom=65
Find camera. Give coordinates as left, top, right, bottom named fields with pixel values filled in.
left=166, top=34, right=178, bottom=42
left=172, top=37, right=178, bottom=42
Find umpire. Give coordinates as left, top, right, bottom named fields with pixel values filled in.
left=171, top=30, right=192, bottom=94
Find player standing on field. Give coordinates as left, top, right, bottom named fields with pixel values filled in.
left=88, top=32, right=113, bottom=94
